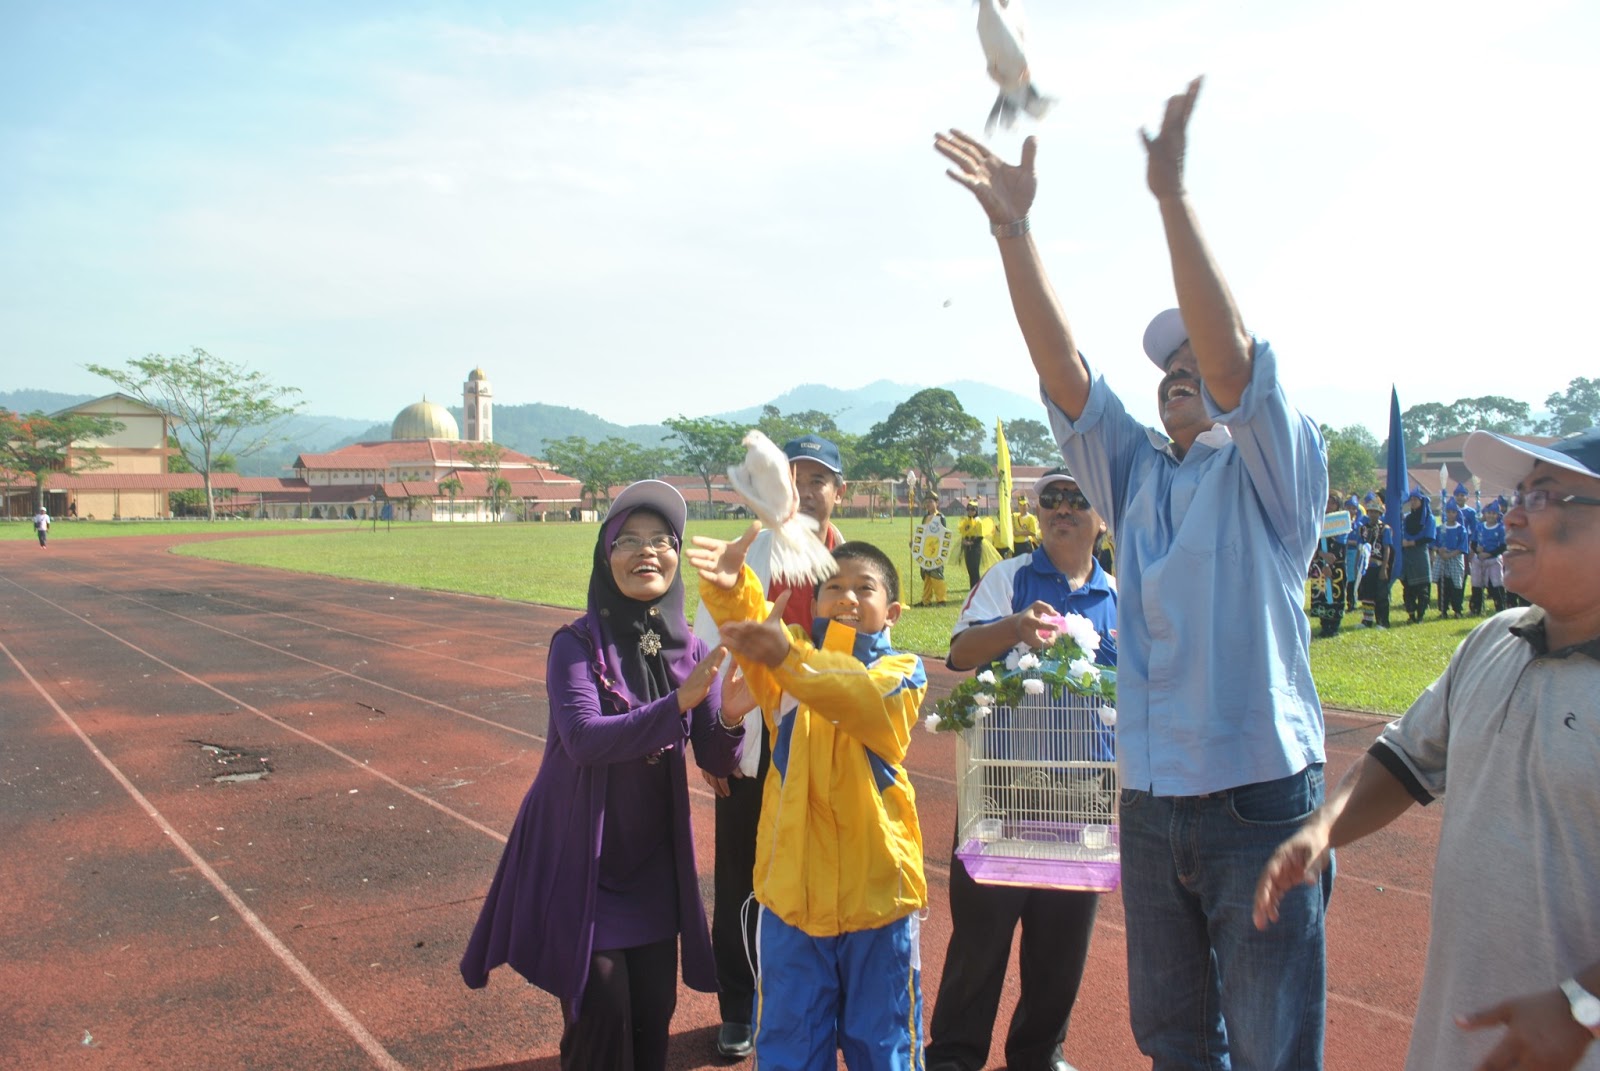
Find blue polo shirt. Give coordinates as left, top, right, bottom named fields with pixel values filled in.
left=1047, top=340, right=1328, bottom=796
left=951, top=550, right=1118, bottom=762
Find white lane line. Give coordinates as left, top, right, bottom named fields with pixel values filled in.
left=2, top=576, right=734, bottom=819
left=0, top=638, right=409, bottom=1071
left=5, top=574, right=548, bottom=747
left=1, top=578, right=511, bottom=842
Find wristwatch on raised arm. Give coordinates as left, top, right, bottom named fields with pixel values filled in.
left=1560, top=977, right=1600, bottom=1037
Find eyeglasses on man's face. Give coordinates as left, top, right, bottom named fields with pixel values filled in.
left=1038, top=488, right=1091, bottom=512
left=611, top=533, right=679, bottom=556
left=1509, top=488, right=1600, bottom=512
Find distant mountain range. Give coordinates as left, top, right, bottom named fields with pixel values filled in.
left=2, top=379, right=1045, bottom=477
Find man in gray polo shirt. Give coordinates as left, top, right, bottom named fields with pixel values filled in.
left=1254, top=426, right=1600, bottom=1071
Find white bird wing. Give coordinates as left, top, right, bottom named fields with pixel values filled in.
left=727, top=431, right=837, bottom=587
left=977, top=0, right=1029, bottom=93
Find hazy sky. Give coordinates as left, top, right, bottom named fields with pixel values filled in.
left=3, top=0, right=1594, bottom=437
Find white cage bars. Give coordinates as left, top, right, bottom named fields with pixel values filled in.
left=953, top=690, right=1120, bottom=891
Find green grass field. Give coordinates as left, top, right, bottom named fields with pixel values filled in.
left=20, top=515, right=1465, bottom=716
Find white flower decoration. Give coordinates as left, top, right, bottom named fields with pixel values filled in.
left=976, top=669, right=997, bottom=685
left=972, top=693, right=994, bottom=708
left=1017, top=653, right=1041, bottom=671
left=1022, top=678, right=1046, bottom=696
left=924, top=713, right=941, bottom=733
left=1060, top=613, right=1101, bottom=655
left=1004, top=649, right=1022, bottom=672
left=1068, top=658, right=1101, bottom=684
left=1097, top=706, right=1117, bottom=727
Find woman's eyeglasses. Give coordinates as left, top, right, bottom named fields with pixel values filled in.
left=1509, top=489, right=1600, bottom=512
left=1038, top=488, right=1091, bottom=512
left=611, top=534, right=679, bottom=555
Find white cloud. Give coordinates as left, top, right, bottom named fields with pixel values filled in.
left=3, top=0, right=1595, bottom=436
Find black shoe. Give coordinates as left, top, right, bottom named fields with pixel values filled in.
left=716, top=1022, right=753, bottom=1060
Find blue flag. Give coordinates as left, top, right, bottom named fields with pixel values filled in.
left=1385, top=388, right=1407, bottom=581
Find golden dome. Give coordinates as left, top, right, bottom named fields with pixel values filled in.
left=391, top=398, right=459, bottom=440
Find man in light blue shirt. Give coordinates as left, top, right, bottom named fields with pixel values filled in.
left=936, top=78, right=1331, bottom=1069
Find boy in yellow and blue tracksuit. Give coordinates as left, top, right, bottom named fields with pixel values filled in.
left=692, top=529, right=928, bottom=1071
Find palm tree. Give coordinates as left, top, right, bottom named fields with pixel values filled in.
left=438, top=475, right=463, bottom=522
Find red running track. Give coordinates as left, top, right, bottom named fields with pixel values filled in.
left=0, top=532, right=1435, bottom=1070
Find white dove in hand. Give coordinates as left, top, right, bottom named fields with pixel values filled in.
left=727, top=431, right=838, bottom=587
left=977, top=0, right=1055, bottom=136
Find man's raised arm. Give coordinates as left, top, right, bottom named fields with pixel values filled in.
left=934, top=131, right=1090, bottom=421
left=1143, top=76, right=1254, bottom=411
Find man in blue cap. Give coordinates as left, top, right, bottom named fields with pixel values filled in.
left=1256, top=426, right=1600, bottom=1071
left=936, top=78, right=1331, bottom=1068
left=691, top=433, right=847, bottom=1059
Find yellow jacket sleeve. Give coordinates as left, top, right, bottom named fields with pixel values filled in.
left=768, top=630, right=924, bottom=765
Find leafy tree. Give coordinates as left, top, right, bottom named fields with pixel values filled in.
left=1399, top=402, right=1459, bottom=463
left=1003, top=417, right=1057, bottom=466
left=168, top=438, right=238, bottom=516
left=88, top=348, right=303, bottom=521
left=1322, top=424, right=1381, bottom=498
left=664, top=416, right=744, bottom=515
left=619, top=445, right=675, bottom=483
left=755, top=405, right=840, bottom=446
left=0, top=408, right=126, bottom=512
left=847, top=436, right=910, bottom=519
left=1541, top=376, right=1600, bottom=436
left=861, top=388, right=984, bottom=504
left=1453, top=395, right=1531, bottom=435
left=547, top=436, right=630, bottom=509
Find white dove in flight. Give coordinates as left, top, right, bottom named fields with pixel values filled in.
left=727, top=430, right=838, bottom=587
left=976, top=0, right=1055, bottom=136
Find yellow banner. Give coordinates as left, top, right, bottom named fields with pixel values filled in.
left=995, top=418, right=1014, bottom=552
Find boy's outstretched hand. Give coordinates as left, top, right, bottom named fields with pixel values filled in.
left=688, top=522, right=763, bottom=590
left=720, top=592, right=793, bottom=669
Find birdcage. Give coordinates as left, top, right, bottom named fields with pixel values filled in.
left=954, top=689, right=1120, bottom=891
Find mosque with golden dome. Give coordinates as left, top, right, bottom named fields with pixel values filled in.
left=21, top=367, right=580, bottom=520
left=287, top=367, right=580, bottom=521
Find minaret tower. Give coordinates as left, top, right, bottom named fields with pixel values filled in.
left=463, top=367, right=493, bottom=443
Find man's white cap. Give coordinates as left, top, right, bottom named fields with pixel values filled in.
left=608, top=479, right=687, bottom=534
left=1464, top=427, right=1600, bottom=493
left=1142, top=308, right=1188, bottom=370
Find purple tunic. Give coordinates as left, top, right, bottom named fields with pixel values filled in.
left=459, top=618, right=742, bottom=1001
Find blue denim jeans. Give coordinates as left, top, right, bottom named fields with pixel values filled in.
left=1119, top=765, right=1333, bottom=1071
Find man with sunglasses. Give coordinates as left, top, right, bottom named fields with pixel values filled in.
left=927, top=468, right=1117, bottom=1071
left=936, top=78, right=1331, bottom=1068
left=1256, top=426, right=1600, bottom=1071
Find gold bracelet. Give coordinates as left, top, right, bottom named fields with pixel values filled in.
left=718, top=709, right=746, bottom=732
left=991, top=216, right=1030, bottom=239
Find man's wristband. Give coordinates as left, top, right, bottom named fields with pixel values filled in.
left=991, top=216, right=1030, bottom=239
left=717, top=709, right=746, bottom=732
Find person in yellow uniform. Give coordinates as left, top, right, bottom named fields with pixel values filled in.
left=958, top=500, right=988, bottom=591
left=1012, top=493, right=1042, bottom=557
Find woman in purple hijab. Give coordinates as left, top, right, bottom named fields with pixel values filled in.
left=461, top=480, right=747, bottom=1070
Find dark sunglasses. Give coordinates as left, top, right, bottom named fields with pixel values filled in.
left=1038, top=487, right=1091, bottom=512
